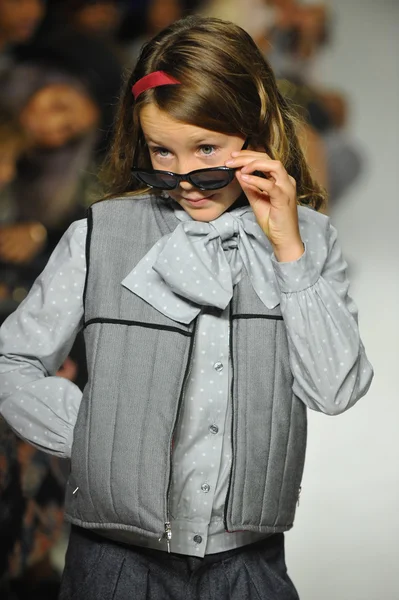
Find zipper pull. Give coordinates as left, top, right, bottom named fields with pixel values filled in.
left=159, top=522, right=172, bottom=553
left=297, top=486, right=302, bottom=507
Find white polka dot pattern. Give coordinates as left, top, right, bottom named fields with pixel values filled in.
left=122, top=206, right=282, bottom=324
left=0, top=220, right=87, bottom=457
left=0, top=205, right=374, bottom=557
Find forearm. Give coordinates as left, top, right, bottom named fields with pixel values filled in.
left=273, top=239, right=373, bottom=414
left=0, top=356, right=82, bottom=457
left=279, top=279, right=373, bottom=414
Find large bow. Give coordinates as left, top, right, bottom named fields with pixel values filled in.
left=122, top=208, right=280, bottom=324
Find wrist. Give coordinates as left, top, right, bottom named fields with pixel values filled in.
left=272, top=240, right=304, bottom=263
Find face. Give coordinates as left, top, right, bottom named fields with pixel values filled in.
left=0, top=0, right=44, bottom=44
left=20, top=84, right=100, bottom=148
left=139, top=104, right=245, bottom=222
left=148, top=0, right=182, bottom=34
left=73, top=3, right=121, bottom=36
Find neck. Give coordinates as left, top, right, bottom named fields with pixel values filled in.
left=228, top=192, right=249, bottom=211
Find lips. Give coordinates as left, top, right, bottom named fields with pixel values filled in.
left=181, top=195, right=214, bottom=202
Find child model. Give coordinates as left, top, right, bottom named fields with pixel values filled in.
left=0, top=16, right=373, bottom=600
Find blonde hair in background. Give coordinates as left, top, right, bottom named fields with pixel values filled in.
left=199, top=0, right=276, bottom=49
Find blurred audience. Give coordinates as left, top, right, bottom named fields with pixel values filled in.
left=0, top=108, right=33, bottom=307
left=0, top=417, right=66, bottom=600
left=124, top=0, right=186, bottom=64
left=0, top=29, right=123, bottom=292
left=66, top=0, right=123, bottom=38
left=0, top=108, right=29, bottom=194
left=0, top=0, right=45, bottom=72
left=266, top=0, right=363, bottom=204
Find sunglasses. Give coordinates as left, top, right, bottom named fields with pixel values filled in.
left=131, top=138, right=249, bottom=191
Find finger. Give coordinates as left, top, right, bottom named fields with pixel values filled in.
left=225, top=154, right=273, bottom=169
left=231, top=149, right=272, bottom=160
left=237, top=170, right=276, bottom=195
left=238, top=170, right=294, bottom=203
left=240, top=159, right=292, bottom=185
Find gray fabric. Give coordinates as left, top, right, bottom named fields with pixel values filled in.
left=122, top=205, right=280, bottom=324
left=0, top=194, right=374, bottom=550
left=0, top=221, right=86, bottom=456
left=59, top=526, right=299, bottom=600
left=169, top=305, right=269, bottom=556
left=66, top=196, right=306, bottom=539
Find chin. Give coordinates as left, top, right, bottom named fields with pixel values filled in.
left=185, top=206, right=227, bottom=222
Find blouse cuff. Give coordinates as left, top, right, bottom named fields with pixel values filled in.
left=271, top=246, right=320, bottom=293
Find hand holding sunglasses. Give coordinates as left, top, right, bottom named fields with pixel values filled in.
left=226, top=150, right=304, bottom=263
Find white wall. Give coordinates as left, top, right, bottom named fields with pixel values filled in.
left=286, top=2, right=399, bottom=599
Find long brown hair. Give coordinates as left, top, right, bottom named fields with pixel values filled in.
left=102, top=15, right=325, bottom=210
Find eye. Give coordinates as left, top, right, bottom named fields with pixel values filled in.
left=151, top=146, right=171, bottom=158
left=199, top=145, right=217, bottom=156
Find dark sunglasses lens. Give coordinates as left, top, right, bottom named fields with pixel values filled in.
left=133, top=171, right=177, bottom=190
left=190, top=169, right=234, bottom=190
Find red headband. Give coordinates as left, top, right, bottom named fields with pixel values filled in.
left=132, top=71, right=181, bottom=100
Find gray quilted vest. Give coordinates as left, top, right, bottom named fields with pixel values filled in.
left=64, top=195, right=307, bottom=542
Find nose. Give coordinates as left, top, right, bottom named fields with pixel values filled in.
left=174, top=158, right=200, bottom=190
left=179, top=178, right=196, bottom=191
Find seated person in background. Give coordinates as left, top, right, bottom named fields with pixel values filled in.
left=0, top=107, right=40, bottom=305
left=0, top=29, right=123, bottom=291
left=0, top=0, right=45, bottom=73
left=124, top=0, right=186, bottom=64
left=0, top=415, right=67, bottom=600
left=66, top=0, right=123, bottom=39
left=0, top=60, right=100, bottom=296
left=265, top=0, right=363, bottom=204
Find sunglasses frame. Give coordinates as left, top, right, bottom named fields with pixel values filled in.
left=131, top=138, right=250, bottom=191
left=130, top=166, right=237, bottom=191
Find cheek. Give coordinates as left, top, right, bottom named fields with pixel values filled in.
left=166, top=189, right=180, bottom=203
left=222, top=177, right=242, bottom=203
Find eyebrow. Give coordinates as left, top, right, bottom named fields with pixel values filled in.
left=145, top=139, right=169, bottom=146
left=145, top=136, right=222, bottom=147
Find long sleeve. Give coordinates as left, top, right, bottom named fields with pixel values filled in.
left=272, top=213, right=374, bottom=415
left=0, top=219, right=87, bottom=457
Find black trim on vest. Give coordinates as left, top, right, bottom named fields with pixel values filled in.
left=224, top=303, right=236, bottom=532
left=83, top=207, right=93, bottom=315
left=84, top=317, right=192, bottom=337
left=166, top=315, right=199, bottom=522
left=232, top=313, right=283, bottom=321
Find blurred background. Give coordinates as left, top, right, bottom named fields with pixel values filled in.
left=0, top=0, right=397, bottom=599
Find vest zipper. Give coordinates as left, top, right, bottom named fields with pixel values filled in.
left=159, top=522, right=172, bottom=552
left=224, top=303, right=235, bottom=532
left=162, top=317, right=198, bottom=552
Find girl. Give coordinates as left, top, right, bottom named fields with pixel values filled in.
left=0, top=15, right=373, bottom=600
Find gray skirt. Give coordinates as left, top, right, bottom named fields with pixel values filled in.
left=59, top=526, right=299, bottom=600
